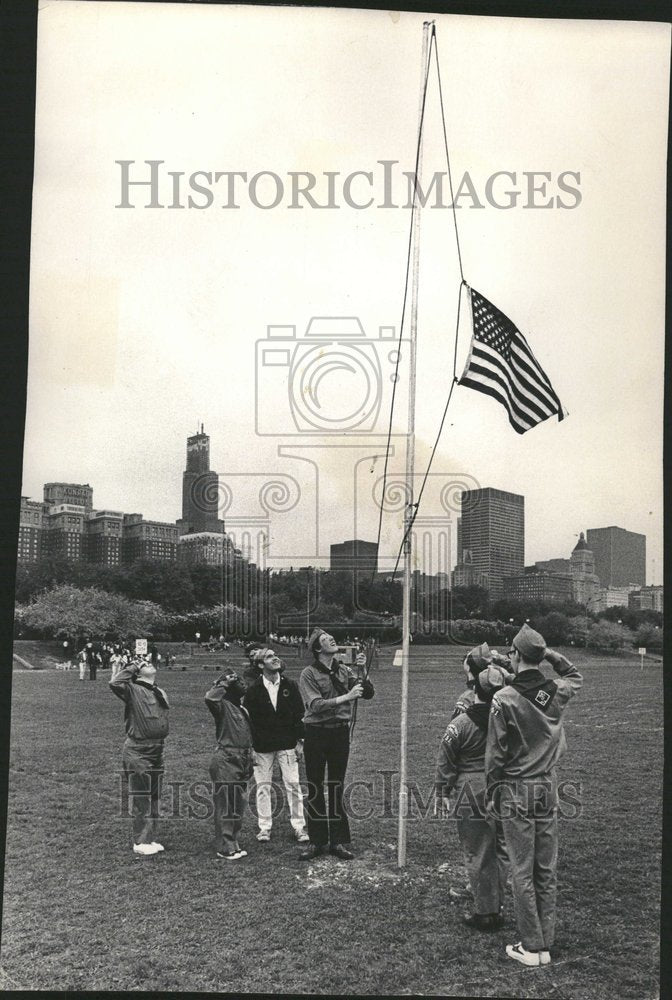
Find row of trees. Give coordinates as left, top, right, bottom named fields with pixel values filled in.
left=15, top=582, right=662, bottom=653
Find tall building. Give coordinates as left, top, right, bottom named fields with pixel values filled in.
left=43, top=503, right=87, bottom=561
left=629, top=586, right=664, bottom=614
left=503, top=568, right=573, bottom=605
left=177, top=425, right=225, bottom=536
left=456, top=488, right=524, bottom=599
left=330, top=539, right=378, bottom=576
left=85, top=510, right=123, bottom=567
left=122, top=514, right=178, bottom=564
left=586, top=526, right=646, bottom=587
left=17, top=481, right=178, bottom=567
left=18, top=497, right=48, bottom=563
left=178, top=532, right=238, bottom=567
left=569, top=532, right=600, bottom=606
left=43, top=482, right=93, bottom=511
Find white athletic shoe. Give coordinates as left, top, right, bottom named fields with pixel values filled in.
left=295, top=830, right=310, bottom=843
left=236, top=849, right=248, bottom=858
left=256, top=831, right=271, bottom=842
left=506, top=942, right=541, bottom=967
left=540, top=950, right=551, bottom=965
left=150, top=842, right=165, bottom=852
left=133, top=843, right=161, bottom=856
left=216, top=850, right=243, bottom=860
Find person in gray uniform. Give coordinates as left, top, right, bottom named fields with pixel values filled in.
left=485, top=623, right=582, bottom=968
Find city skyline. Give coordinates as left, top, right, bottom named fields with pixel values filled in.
left=23, top=8, right=667, bottom=583
left=20, top=455, right=655, bottom=585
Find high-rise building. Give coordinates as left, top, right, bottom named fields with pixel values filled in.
left=629, top=586, right=664, bottom=614
left=177, top=425, right=225, bottom=536
left=569, top=532, right=600, bottom=606
left=330, top=539, right=378, bottom=576
left=456, top=487, right=524, bottom=599
left=122, top=514, right=178, bottom=564
left=85, top=510, right=123, bottom=567
left=586, top=526, right=646, bottom=587
left=503, top=569, right=573, bottom=605
left=43, top=482, right=93, bottom=511
left=177, top=532, right=238, bottom=567
left=18, top=497, right=48, bottom=563
left=43, top=503, right=87, bottom=561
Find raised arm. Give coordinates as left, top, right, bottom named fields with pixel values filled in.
left=544, top=649, right=583, bottom=706
left=109, top=662, right=140, bottom=702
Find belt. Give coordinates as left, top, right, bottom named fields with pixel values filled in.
left=304, top=721, right=350, bottom=730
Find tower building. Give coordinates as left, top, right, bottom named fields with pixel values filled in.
left=177, top=424, right=225, bottom=536
left=456, top=487, right=524, bottom=599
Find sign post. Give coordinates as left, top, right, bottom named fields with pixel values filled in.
left=638, top=646, right=646, bottom=671
left=135, top=638, right=148, bottom=656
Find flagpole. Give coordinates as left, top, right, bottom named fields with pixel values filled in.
left=397, top=19, right=431, bottom=870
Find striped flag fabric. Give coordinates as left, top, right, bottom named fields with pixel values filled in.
left=459, top=286, right=565, bottom=434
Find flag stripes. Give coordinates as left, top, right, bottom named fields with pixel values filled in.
left=459, top=287, right=564, bottom=434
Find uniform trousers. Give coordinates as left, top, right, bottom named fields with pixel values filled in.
left=303, top=724, right=351, bottom=847
left=499, top=776, right=558, bottom=952
left=122, top=738, right=164, bottom=845
left=454, top=778, right=508, bottom=915
left=209, top=746, right=253, bottom=854
left=253, top=749, right=306, bottom=834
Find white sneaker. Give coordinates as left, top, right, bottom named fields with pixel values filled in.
left=216, top=850, right=243, bottom=860
left=133, top=843, right=161, bottom=856
left=540, top=950, right=551, bottom=965
left=236, top=848, right=248, bottom=857
left=150, top=842, right=165, bottom=852
left=295, top=831, right=310, bottom=843
left=256, top=831, right=271, bottom=842
left=506, top=942, right=541, bottom=967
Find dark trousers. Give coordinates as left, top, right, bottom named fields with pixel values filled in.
left=454, top=780, right=508, bottom=915
left=122, top=739, right=164, bottom=845
left=303, top=724, right=351, bottom=847
left=209, top=747, right=253, bottom=854
left=89, top=661, right=97, bottom=680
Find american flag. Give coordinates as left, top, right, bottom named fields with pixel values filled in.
left=459, top=286, right=565, bottom=434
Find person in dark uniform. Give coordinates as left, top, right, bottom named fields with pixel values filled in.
left=486, top=623, right=582, bottom=968
left=298, top=627, right=374, bottom=861
left=205, top=669, right=254, bottom=860
left=436, top=662, right=510, bottom=930
left=110, top=655, right=169, bottom=856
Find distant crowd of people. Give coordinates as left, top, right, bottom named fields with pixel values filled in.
left=58, top=640, right=178, bottom=680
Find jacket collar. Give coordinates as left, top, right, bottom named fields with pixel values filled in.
left=511, top=668, right=546, bottom=693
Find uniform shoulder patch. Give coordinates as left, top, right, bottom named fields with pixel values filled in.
left=535, top=689, right=551, bottom=707
left=442, top=722, right=460, bottom=743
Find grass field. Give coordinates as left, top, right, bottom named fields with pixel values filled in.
left=1, top=646, right=662, bottom=996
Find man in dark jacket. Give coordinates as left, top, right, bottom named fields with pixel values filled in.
left=110, top=655, right=169, bottom=856
left=244, top=647, right=308, bottom=843
left=205, top=670, right=254, bottom=860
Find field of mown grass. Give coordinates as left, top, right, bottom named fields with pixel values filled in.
left=1, top=645, right=662, bottom=996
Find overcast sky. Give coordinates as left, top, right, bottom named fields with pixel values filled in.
left=25, top=2, right=668, bottom=581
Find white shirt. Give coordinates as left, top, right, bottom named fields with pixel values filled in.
left=263, top=673, right=281, bottom=710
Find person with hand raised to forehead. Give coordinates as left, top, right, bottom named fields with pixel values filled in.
left=205, top=669, right=254, bottom=861
left=485, top=623, right=582, bottom=969
left=109, top=654, right=170, bottom=857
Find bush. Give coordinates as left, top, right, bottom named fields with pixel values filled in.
left=634, top=623, right=663, bottom=652
left=587, top=620, right=633, bottom=652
